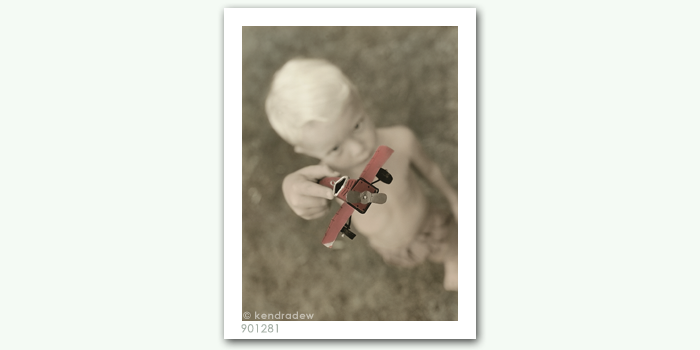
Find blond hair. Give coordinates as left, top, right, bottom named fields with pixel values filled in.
left=265, top=58, right=358, bottom=145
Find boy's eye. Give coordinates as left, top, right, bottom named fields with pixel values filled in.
left=332, top=146, right=339, bottom=152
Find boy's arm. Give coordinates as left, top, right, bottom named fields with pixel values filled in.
left=403, top=127, right=458, bottom=221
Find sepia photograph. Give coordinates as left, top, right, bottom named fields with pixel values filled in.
left=225, top=8, right=476, bottom=338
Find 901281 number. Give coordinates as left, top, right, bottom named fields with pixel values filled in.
left=241, top=324, right=278, bottom=333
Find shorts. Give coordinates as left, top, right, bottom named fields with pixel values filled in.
left=373, top=210, right=458, bottom=268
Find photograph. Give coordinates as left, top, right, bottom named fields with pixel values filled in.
left=224, top=8, right=476, bottom=339
left=242, top=26, right=459, bottom=320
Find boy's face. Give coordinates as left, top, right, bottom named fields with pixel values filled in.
left=295, top=98, right=378, bottom=172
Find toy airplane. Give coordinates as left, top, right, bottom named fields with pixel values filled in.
left=317, top=145, right=394, bottom=248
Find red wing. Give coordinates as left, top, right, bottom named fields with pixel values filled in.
left=359, top=145, right=394, bottom=182
left=321, top=203, right=354, bottom=248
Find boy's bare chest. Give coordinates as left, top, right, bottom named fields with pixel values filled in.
left=349, top=150, right=427, bottom=241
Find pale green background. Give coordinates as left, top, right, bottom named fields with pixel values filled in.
left=2, top=0, right=700, bottom=349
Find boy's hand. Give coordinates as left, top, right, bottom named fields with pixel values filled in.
left=451, top=199, right=458, bottom=224
left=282, top=165, right=340, bottom=220
left=446, top=190, right=458, bottom=224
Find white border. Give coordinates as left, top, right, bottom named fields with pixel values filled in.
left=224, top=8, right=476, bottom=339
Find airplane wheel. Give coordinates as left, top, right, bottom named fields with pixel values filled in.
left=341, top=226, right=356, bottom=240
left=377, top=168, right=393, bottom=184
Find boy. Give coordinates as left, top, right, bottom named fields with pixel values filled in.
left=265, top=58, right=459, bottom=291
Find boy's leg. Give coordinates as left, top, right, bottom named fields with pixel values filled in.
left=372, top=210, right=459, bottom=291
